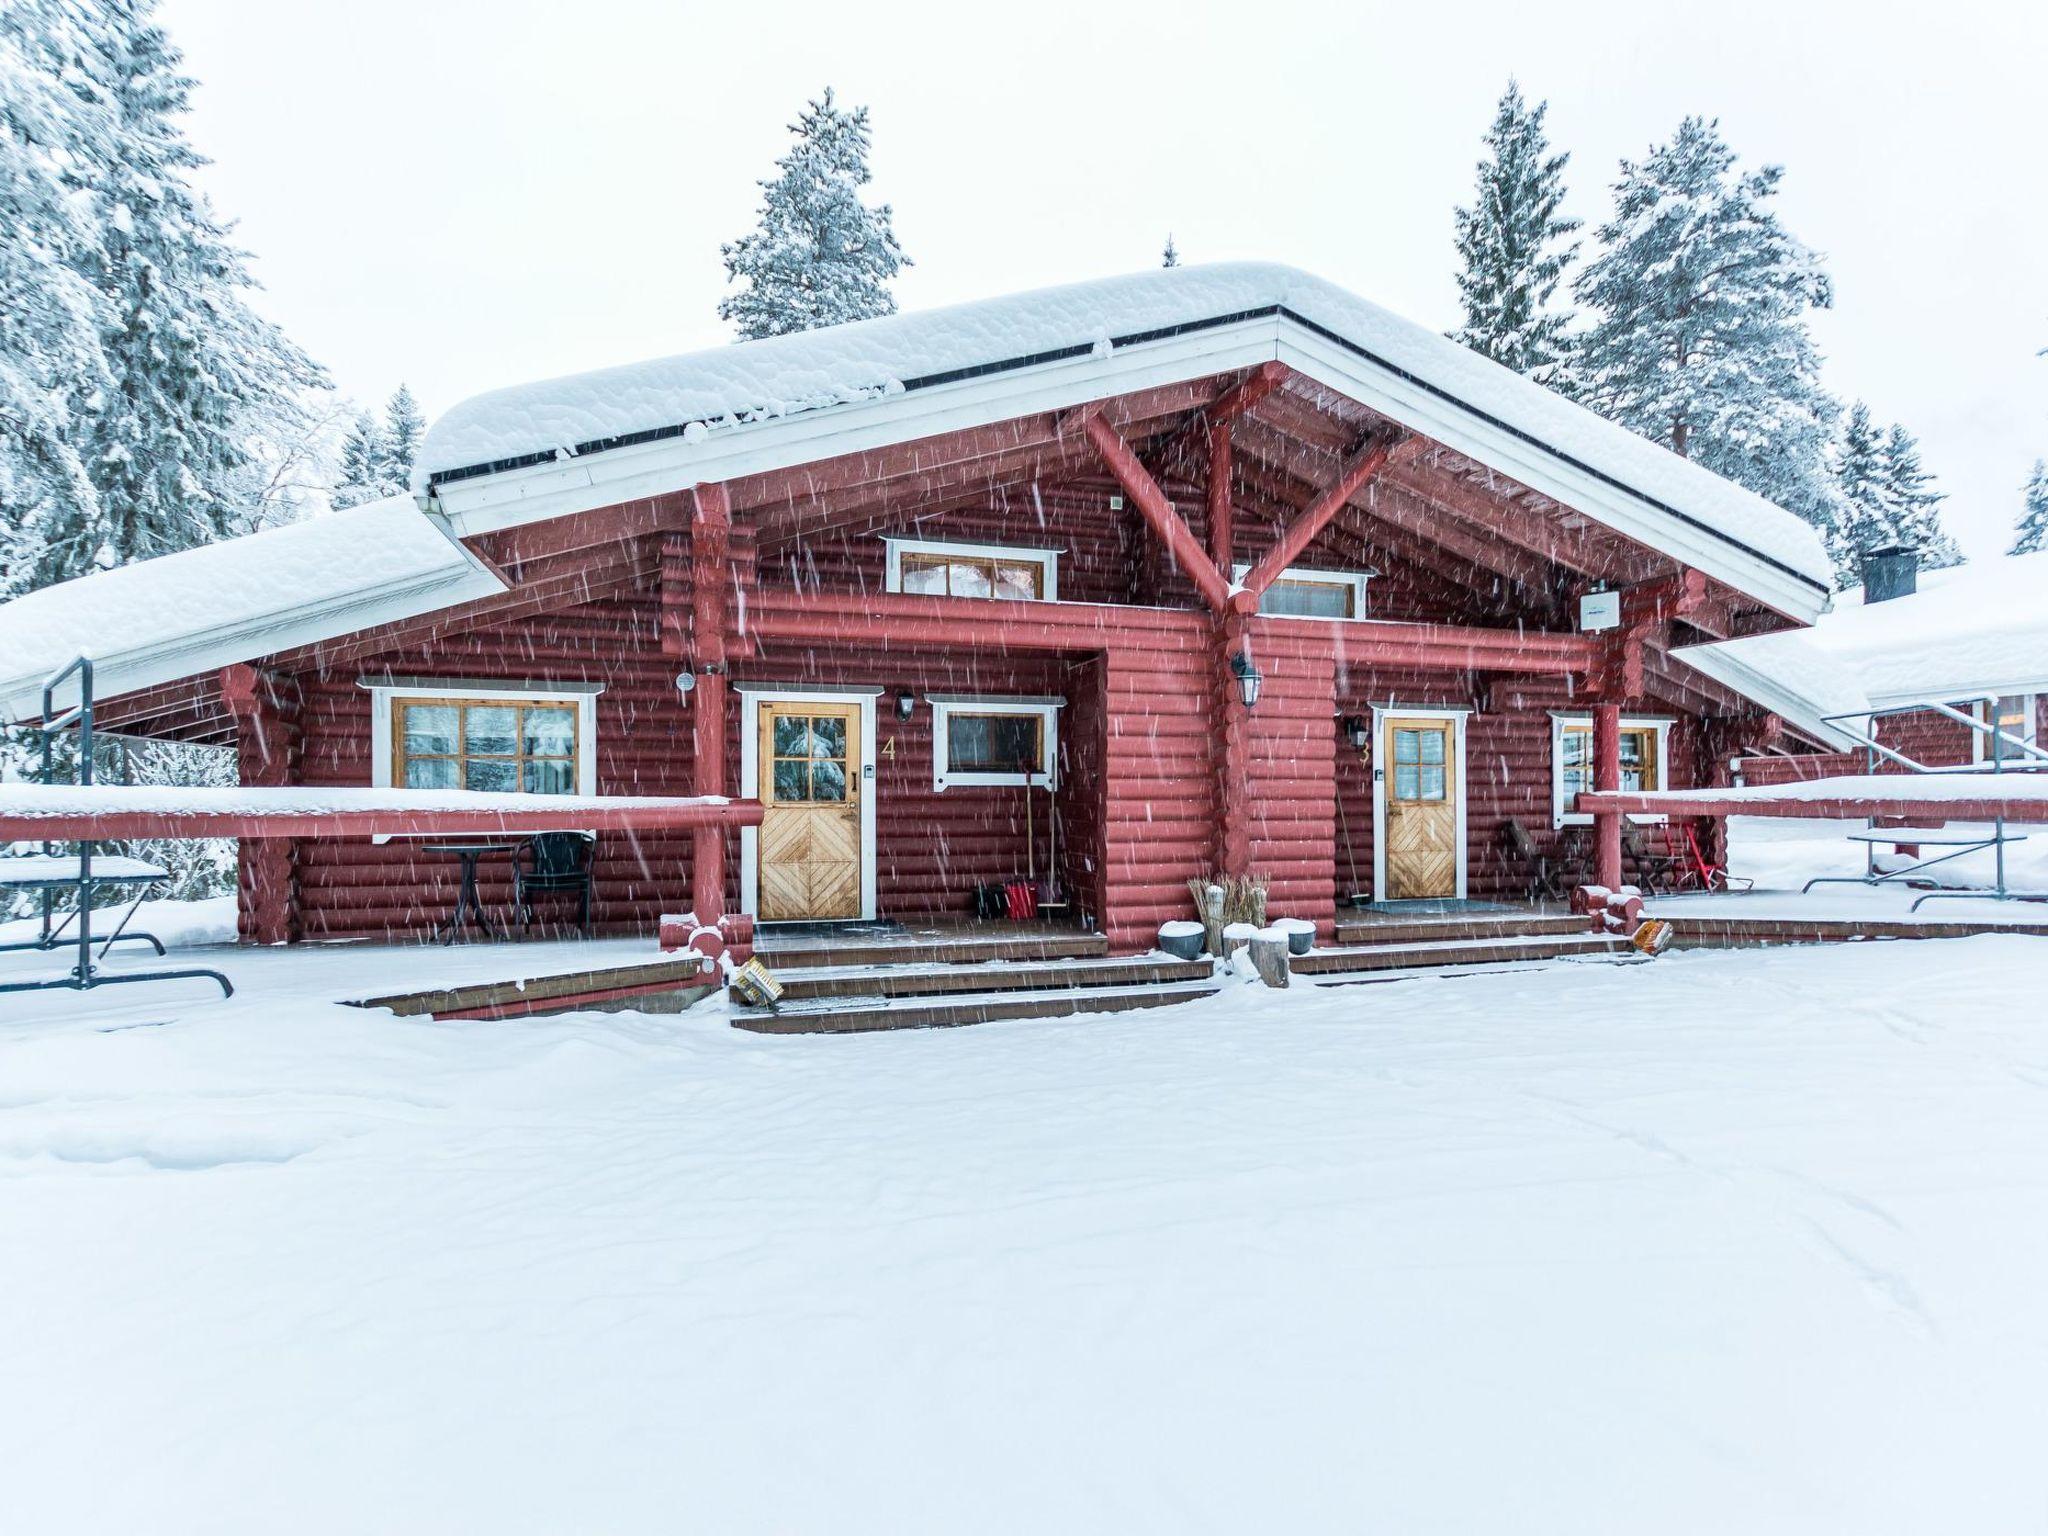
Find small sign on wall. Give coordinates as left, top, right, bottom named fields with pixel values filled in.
left=1579, top=589, right=1621, bottom=632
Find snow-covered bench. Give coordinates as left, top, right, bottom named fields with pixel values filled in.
left=1, top=850, right=173, bottom=961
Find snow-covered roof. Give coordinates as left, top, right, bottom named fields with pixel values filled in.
left=420, top=262, right=1834, bottom=620
left=1797, top=552, right=2048, bottom=708
left=1683, top=550, right=2048, bottom=737
left=1673, top=628, right=1871, bottom=752
left=0, top=497, right=504, bottom=722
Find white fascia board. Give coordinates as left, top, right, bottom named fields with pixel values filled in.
left=1674, top=645, right=1866, bottom=752
left=0, top=565, right=505, bottom=723
left=1271, top=328, right=1829, bottom=626
left=428, top=318, right=1284, bottom=537
left=428, top=311, right=1826, bottom=625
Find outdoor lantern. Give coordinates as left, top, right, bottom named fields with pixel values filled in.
left=1229, top=651, right=1263, bottom=710
left=1342, top=714, right=1371, bottom=751
left=896, top=691, right=915, bottom=720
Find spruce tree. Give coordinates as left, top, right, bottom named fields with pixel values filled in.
left=1162, top=233, right=1180, bottom=268
left=2012, top=461, right=2048, bottom=556
left=1451, top=80, right=1580, bottom=378
left=719, top=89, right=909, bottom=340
left=1570, top=117, right=1842, bottom=544
left=379, top=383, right=425, bottom=492
left=0, top=0, right=112, bottom=595
left=25, top=0, right=328, bottom=588
left=1879, top=422, right=1962, bottom=569
left=1830, top=402, right=1888, bottom=579
left=331, top=411, right=386, bottom=509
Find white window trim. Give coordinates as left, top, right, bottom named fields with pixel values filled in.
left=1973, top=693, right=2040, bottom=763
left=929, top=696, right=1063, bottom=791
left=1550, top=712, right=1672, bottom=828
left=1369, top=705, right=1468, bottom=903
left=1232, top=562, right=1373, bottom=619
left=364, top=680, right=602, bottom=842
left=883, top=536, right=1059, bottom=602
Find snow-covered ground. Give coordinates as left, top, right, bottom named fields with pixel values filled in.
left=4, top=914, right=2048, bottom=1533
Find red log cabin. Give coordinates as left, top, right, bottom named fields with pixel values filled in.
left=0, top=264, right=1853, bottom=952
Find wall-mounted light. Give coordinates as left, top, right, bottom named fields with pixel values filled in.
left=896, top=691, right=915, bottom=720
left=1229, top=651, right=1263, bottom=711
left=675, top=671, right=696, bottom=695
left=1340, top=714, right=1371, bottom=751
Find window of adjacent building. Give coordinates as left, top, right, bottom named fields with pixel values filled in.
left=1552, top=715, right=1669, bottom=827
left=1975, top=694, right=2040, bottom=762
left=884, top=538, right=1058, bottom=602
left=1232, top=564, right=1372, bottom=619
left=929, top=698, right=1061, bottom=790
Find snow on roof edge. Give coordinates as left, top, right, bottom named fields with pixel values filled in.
left=416, top=262, right=1834, bottom=597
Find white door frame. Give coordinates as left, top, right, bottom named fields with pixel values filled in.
left=1370, top=705, right=1470, bottom=903
left=738, top=686, right=881, bottom=922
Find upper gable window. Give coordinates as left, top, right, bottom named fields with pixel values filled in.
left=1233, top=564, right=1372, bottom=620
left=884, top=538, right=1058, bottom=602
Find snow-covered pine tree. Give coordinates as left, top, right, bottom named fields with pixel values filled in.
left=1162, top=233, right=1180, bottom=268
left=1879, top=422, right=1963, bottom=570
left=0, top=0, right=113, bottom=597
left=2012, top=461, right=2048, bottom=556
left=719, top=89, right=910, bottom=340
left=24, top=0, right=329, bottom=589
left=1829, top=402, right=1888, bottom=579
left=1451, top=80, right=1580, bottom=379
left=379, top=383, right=425, bottom=492
left=331, top=411, right=387, bottom=509
left=1570, top=117, right=1843, bottom=544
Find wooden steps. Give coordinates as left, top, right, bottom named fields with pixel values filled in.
left=755, top=930, right=1110, bottom=971
left=767, top=954, right=1211, bottom=1002
left=1331, top=910, right=1586, bottom=947
left=736, top=979, right=1219, bottom=1034
left=1298, top=932, right=1628, bottom=978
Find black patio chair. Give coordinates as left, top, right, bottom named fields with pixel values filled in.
left=1499, top=818, right=1579, bottom=903
left=515, top=832, right=595, bottom=935
left=1621, top=820, right=1686, bottom=897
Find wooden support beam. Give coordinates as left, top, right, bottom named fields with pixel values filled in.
left=1206, top=419, right=1233, bottom=576
left=1081, top=413, right=1235, bottom=614
left=691, top=482, right=734, bottom=923
left=1592, top=701, right=1622, bottom=894
left=0, top=795, right=765, bottom=845
left=220, top=664, right=302, bottom=946
left=1215, top=609, right=1253, bottom=877
left=1233, top=435, right=1400, bottom=611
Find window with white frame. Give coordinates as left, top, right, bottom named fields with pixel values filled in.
left=1232, top=563, right=1372, bottom=619
left=1974, top=694, right=2040, bottom=762
left=884, top=538, right=1058, bottom=602
left=365, top=681, right=601, bottom=797
left=929, top=696, right=1061, bottom=791
left=1551, top=714, right=1670, bottom=827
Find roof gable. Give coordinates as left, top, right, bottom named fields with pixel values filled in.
left=420, top=262, right=1833, bottom=620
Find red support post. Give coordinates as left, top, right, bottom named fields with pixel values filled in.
left=1593, top=701, right=1623, bottom=894
left=1215, top=610, right=1254, bottom=877
left=1233, top=435, right=1399, bottom=610
left=1206, top=419, right=1233, bottom=578
left=220, top=663, right=301, bottom=945
left=691, top=482, right=733, bottom=924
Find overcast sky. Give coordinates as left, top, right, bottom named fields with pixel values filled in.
left=161, top=0, right=2047, bottom=559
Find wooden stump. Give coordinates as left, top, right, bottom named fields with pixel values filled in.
left=1248, top=931, right=1291, bottom=989
left=1200, top=883, right=1226, bottom=959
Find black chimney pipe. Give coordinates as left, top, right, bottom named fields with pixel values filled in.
left=1860, top=544, right=1919, bottom=604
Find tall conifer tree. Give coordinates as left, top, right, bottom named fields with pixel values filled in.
left=1451, top=81, right=1580, bottom=378
left=2010, top=461, right=2048, bottom=556
left=719, top=90, right=909, bottom=340
left=1570, top=118, right=1842, bottom=544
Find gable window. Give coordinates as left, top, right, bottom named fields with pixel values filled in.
left=365, top=680, right=601, bottom=799
left=928, top=696, right=1062, bottom=791
left=1975, top=694, right=2040, bottom=763
left=885, top=538, right=1058, bottom=602
left=1232, top=564, right=1372, bottom=619
left=1551, top=714, right=1670, bottom=827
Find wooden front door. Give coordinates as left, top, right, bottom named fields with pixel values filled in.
left=757, top=702, right=863, bottom=921
left=1381, top=716, right=1458, bottom=899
